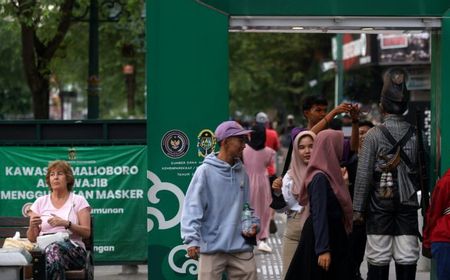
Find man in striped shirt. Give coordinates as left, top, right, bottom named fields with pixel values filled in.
left=353, top=68, right=420, bottom=280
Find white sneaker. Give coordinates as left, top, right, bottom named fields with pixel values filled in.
left=257, top=241, right=272, bottom=253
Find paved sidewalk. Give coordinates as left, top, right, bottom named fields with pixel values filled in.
left=257, top=214, right=431, bottom=280
left=95, top=265, right=147, bottom=280
left=94, top=213, right=431, bottom=280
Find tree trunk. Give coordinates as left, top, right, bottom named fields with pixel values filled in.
left=31, top=79, right=50, bottom=119
left=17, top=0, right=75, bottom=119
left=20, top=25, right=50, bottom=119
left=125, top=71, right=136, bottom=115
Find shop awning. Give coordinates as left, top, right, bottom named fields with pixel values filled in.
left=196, top=0, right=450, bottom=17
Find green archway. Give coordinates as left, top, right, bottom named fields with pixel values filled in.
left=146, top=1, right=450, bottom=279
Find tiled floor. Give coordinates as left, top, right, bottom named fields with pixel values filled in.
left=94, top=213, right=432, bottom=280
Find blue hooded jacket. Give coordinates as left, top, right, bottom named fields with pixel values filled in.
left=181, top=153, right=254, bottom=254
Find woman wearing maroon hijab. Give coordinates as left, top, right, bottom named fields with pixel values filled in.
left=285, top=129, right=352, bottom=280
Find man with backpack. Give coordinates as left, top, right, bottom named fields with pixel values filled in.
left=353, top=68, right=420, bottom=280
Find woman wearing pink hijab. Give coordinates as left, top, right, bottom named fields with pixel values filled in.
left=272, top=130, right=316, bottom=279
left=285, top=129, right=353, bottom=280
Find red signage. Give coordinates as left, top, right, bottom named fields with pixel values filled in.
left=378, top=33, right=430, bottom=64
left=380, top=35, right=408, bottom=49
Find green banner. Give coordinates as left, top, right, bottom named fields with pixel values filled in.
left=0, top=146, right=147, bottom=263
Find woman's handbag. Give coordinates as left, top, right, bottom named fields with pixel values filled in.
left=270, top=192, right=287, bottom=210
left=36, top=231, right=69, bottom=250
left=269, top=140, right=293, bottom=210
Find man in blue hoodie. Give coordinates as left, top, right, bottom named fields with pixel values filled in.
left=181, top=120, right=258, bottom=280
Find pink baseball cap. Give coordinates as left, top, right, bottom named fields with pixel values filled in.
left=214, top=121, right=253, bottom=141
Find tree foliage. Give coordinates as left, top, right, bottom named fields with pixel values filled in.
left=0, top=19, right=32, bottom=119
left=0, top=0, right=79, bottom=119
left=0, top=0, right=145, bottom=119
left=51, top=0, right=146, bottom=119
left=229, top=32, right=335, bottom=124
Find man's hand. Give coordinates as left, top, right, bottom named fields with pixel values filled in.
left=353, top=211, right=365, bottom=225
left=349, top=103, right=360, bottom=123
left=318, top=252, right=331, bottom=271
left=187, top=246, right=200, bottom=260
left=272, top=177, right=282, bottom=192
left=331, top=102, right=352, bottom=116
left=422, top=246, right=432, bottom=259
left=242, top=224, right=257, bottom=238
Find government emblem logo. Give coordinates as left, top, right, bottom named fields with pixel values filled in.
left=161, top=130, right=190, bottom=159
left=197, top=129, right=216, bottom=157
left=68, top=148, right=77, bottom=160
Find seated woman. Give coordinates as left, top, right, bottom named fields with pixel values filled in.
left=27, top=160, right=91, bottom=279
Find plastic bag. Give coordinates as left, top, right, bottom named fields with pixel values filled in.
left=2, top=232, right=36, bottom=251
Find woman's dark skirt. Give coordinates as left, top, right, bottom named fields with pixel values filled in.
left=285, top=216, right=351, bottom=280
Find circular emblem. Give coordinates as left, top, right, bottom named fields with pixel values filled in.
left=161, top=130, right=190, bottom=159
left=197, top=129, right=216, bottom=158
left=22, top=202, right=33, bottom=217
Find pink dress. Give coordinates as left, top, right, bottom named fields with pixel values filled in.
left=243, top=144, right=276, bottom=240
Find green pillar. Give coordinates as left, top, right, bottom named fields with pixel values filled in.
left=87, top=0, right=99, bottom=119
left=438, top=9, right=450, bottom=174
left=429, top=8, right=450, bottom=280
left=335, top=34, right=344, bottom=106
left=146, top=0, right=228, bottom=279
left=431, top=31, right=440, bottom=185
left=430, top=33, right=439, bottom=280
